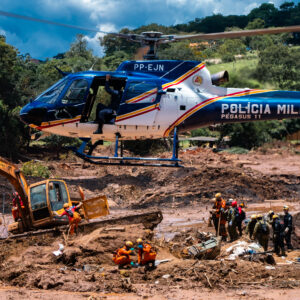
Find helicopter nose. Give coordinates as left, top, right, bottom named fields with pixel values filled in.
left=20, top=106, right=47, bottom=126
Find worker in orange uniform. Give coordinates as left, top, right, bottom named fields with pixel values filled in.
left=211, top=193, right=228, bottom=241
left=113, top=241, right=135, bottom=268
left=11, top=192, right=25, bottom=221
left=55, top=202, right=83, bottom=235
left=136, top=238, right=157, bottom=270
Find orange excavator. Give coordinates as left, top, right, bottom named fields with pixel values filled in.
left=0, top=157, right=109, bottom=234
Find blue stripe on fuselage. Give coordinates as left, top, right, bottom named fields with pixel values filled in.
left=179, top=90, right=300, bottom=131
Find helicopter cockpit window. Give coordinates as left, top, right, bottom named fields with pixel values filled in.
left=61, top=79, right=89, bottom=104
left=124, top=81, right=158, bottom=103
left=35, top=79, right=67, bottom=104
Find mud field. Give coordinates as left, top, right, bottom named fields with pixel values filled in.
left=0, top=143, right=300, bottom=299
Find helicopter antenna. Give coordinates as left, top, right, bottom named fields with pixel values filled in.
left=89, top=62, right=96, bottom=71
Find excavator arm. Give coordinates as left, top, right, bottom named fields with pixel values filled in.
left=0, top=157, right=32, bottom=230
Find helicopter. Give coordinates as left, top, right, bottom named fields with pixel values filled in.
left=3, top=10, right=298, bottom=167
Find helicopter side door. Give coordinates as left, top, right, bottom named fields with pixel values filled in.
left=116, top=79, right=162, bottom=126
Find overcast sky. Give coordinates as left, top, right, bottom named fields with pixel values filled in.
left=0, top=0, right=297, bottom=59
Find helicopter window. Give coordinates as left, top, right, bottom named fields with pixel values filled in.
left=124, top=81, right=158, bottom=103
left=35, top=79, right=67, bottom=104
left=62, top=79, right=89, bottom=104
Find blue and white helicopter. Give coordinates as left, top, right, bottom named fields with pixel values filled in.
left=17, top=23, right=300, bottom=167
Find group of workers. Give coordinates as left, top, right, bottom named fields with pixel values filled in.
left=246, top=206, right=293, bottom=256
left=211, top=193, right=294, bottom=256
left=211, top=193, right=246, bottom=242
left=113, top=238, right=157, bottom=269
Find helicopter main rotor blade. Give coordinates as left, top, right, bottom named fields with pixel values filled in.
left=168, top=25, right=300, bottom=41
left=0, top=10, right=110, bottom=34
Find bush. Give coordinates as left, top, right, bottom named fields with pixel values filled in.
left=123, top=139, right=168, bottom=156
left=221, top=147, right=249, bottom=154
left=21, top=161, right=51, bottom=178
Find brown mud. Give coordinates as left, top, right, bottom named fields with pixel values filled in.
left=0, top=143, right=300, bottom=299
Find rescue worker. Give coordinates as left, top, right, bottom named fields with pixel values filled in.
left=226, top=198, right=233, bottom=208
left=265, top=210, right=274, bottom=225
left=211, top=193, right=228, bottom=241
left=94, top=74, right=123, bottom=134
left=237, top=202, right=246, bottom=236
left=55, top=202, right=83, bottom=235
left=113, top=241, right=134, bottom=268
left=11, top=192, right=24, bottom=221
left=283, top=206, right=293, bottom=250
left=272, top=214, right=286, bottom=256
left=227, top=201, right=239, bottom=242
left=245, top=214, right=257, bottom=239
left=245, top=215, right=257, bottom=239
left=136, top=238, right=157, bottom=270
left=253, top=214, right=270, bottom=251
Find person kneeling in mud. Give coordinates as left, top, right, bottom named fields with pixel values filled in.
left=113, top=241, right=135, bottom=269
left=54, top=202, right=83, bottom=235
left=136, top=238, right=157, bottom=271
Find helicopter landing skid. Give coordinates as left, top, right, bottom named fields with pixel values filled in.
left=72, top=128, right=183, bottom=167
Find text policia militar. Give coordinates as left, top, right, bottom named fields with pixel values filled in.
left=221, top=103, right=299, bottom=120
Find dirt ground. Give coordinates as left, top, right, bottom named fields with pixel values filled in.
left=0, top=142, right=300, bottom=299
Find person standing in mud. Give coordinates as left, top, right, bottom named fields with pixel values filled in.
left=283, top=206, right=293, bottom=251
left=211, top=193, right=228, bottom=241
left=54, top=202, right=83, bottom=235
left=265, top=210, right=274, bottom=226
left=227, top=201, right=239, bottom=242
left=253, top=214, right=270, bottom=251
left=236, top=202, right=246, bottom=236
left=11, top=192, right=24, bottom=222
left=245, top=215, right=257, bottom=239
left=272, top=214, right=286, bottom=256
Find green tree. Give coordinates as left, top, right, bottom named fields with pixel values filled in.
left=220, top=122, right=271, bottom=149
left=101, top=51, right=131, bottom=70
left=159, top=41, right=199, bottom=60
left=256, top=44, right=300, bottom=90
left=218, top=39, right=246, bottom=62
left=0, top=36, right=30, bottom=158
left=248, top=3, right=277, bottom=26
left=65, top=34, right=94, bottom=60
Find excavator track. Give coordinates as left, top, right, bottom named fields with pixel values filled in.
left=0, top=209, right=163, bottom=242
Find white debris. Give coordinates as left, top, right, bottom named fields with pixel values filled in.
left=265, top=266, right=276, bottom=270
left=226, top=241, right=263, bottom=260
left=162, top=274, right=171, bottom=279
left=53, top=243, right=64, bottom=257
left=155, top=259, right=172, bottom=266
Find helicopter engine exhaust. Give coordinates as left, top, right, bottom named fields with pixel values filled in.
left=211, top=70, right=229, bottom=86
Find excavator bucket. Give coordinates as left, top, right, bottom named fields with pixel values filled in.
left=81, top=195, right=109, bottom=221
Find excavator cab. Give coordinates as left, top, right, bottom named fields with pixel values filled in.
left=0, top=156, right=109, bottom=234
left=29, top=180, right=72, bottom=227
